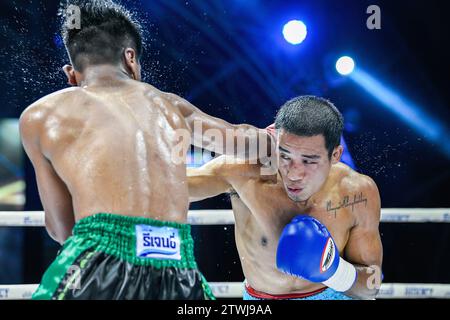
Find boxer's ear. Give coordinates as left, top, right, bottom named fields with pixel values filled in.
left=123, top=48, right=141, bottom=81
left=331, top=145, right=344, bottom=164
left=62, top=65, right=78, bottom=86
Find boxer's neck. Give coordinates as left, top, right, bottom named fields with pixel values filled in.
left=79, top=65, right=133, bottom=87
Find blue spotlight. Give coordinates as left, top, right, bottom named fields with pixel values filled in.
left=336, top=56, right=355, bottom=75
left=283, top=20, right=307, bottom=45
left=350, top=68, right=450, bottom=157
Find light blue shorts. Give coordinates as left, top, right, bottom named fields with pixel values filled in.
left=243, top=282, right=353, bottom=300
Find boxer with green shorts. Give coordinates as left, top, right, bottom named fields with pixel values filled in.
left=20, top=0, right=271, bottom=300
left=32, top=214, right=214, bottom=300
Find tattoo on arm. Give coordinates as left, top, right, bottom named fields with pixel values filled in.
left=326, top=192, right=368, bottom=218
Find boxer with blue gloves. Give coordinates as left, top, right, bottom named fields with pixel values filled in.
left=188, top=96, right=383, bottom=300
left=277, top=215, right=357, bottom=293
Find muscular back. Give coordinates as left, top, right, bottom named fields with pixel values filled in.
left=22, top=81, right=191, bottom=224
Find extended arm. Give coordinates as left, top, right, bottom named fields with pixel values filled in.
left=169, top=94, right=274, bottom=162
left=187, top=156, right=233, bottom=202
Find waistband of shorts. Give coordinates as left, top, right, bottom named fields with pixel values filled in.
left=71, top=213, right=197, bottom=268
left=245, top=282, right=327, bottom=299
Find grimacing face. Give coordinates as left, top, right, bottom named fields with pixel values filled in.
left=277, top=129, right=342, bottom=202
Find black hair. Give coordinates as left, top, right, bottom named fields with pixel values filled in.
left=60, top=0, right=143, bottom=71
left=274, top=95, right=344, bottom=158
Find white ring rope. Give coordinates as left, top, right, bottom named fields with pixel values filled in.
left=0, top=209, right=449, bottom=299
left=1, top=282, right=450, bottom=299
left=0, top=208, right=449, bottom=227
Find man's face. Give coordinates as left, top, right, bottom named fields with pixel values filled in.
left=277, top=130, right=339, bottom=202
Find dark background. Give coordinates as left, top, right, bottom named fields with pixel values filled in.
left=0, top=0, right=449, bottom=286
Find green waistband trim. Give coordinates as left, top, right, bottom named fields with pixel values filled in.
left=72, top=213, right=197, bottom=269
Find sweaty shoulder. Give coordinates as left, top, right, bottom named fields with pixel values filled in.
left=154, top=91, right=199, bottom=127
left=332, top=162, right=381, bottom=224
left=23, top=86, right=81, bottom=112
left=135, top=84, right=182, bottom=109
left=332, top=163, right=377, bottom=193
left=19, top=87, right=86, bottom=159
left=136, top=85, right=191, bottom=124
left=20, top=87, right=82, bottom=130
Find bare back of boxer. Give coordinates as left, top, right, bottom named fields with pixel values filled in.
left=23, top=1, right=272, bottom=300
left=21, top=77, right=195, bottom=240
left=23, top=78, right=255, bottom=300
left=20, top=1, right=270, bottom=245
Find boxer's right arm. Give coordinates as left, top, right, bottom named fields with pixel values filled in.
left=187, top=156, right=233, bottom=202
left=20, top=106, right=75, bottom=245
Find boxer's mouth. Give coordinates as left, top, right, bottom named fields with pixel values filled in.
left=287, top=187, right=303, bottom=194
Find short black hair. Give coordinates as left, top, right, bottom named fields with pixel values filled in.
left=60, top=0, right=143, bottom=71
left=274, top=95, right=344, bottom=158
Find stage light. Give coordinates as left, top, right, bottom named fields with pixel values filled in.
left=336, top=56, right=355, bottom=75
left=350, top=68, right=450, bottom=157
left=283, top=20, right=307, bottom=45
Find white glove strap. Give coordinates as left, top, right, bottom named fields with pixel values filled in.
left=322, top=257, right=357, bottom=292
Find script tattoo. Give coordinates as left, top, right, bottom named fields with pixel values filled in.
left=326, top=192, right=368, bottom=218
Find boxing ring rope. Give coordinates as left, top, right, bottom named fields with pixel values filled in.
left=1, top=282, right=450, bottom=300
left=0, top=209, right=449, bottom=299
left=1, top=208, right=450, bottom=226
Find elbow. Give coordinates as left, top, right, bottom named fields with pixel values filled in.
left=53, top=231, right=70, bottom=245
left=45, top=226, right=63, bottom=244
left=45, top=218, right=69, bottom=245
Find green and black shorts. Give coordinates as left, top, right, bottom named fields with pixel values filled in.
left=32, top=213, right=215, bottom=300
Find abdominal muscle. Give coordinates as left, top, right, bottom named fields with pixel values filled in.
left=236, top=236, right=325, bottom=295
left=233, top=205, right=325, bottom=296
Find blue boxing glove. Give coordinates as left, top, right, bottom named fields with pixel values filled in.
left=276, top=215, right=357, bottom=292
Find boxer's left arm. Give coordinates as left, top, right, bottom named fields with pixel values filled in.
left=20, top=106, right=75, bottom=245
left=343, top=176, right=383, bottom=300
left=169, top=94, right=274, bottom=160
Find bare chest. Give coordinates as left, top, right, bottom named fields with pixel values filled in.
left=234, top=180, right=357, bottom=253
